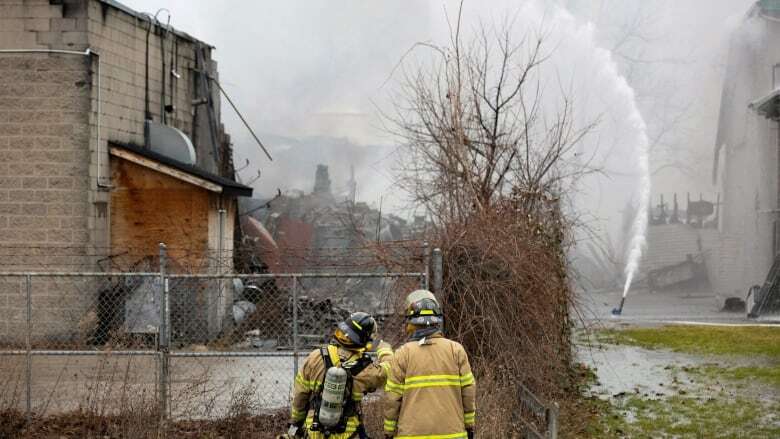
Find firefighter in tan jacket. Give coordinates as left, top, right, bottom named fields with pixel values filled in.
left=383, top=290, right=476, bottom=439
left=286, top=312, right=393, bottom=439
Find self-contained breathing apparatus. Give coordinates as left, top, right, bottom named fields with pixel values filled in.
left=308, top=345, right=373, bottom=438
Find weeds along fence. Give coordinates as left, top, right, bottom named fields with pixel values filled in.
left=0, top=243, right=429, bottom=422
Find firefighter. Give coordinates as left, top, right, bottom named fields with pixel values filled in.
left=284, top=311, right=393, bottom=439
left=382, top=290, right=476, bottom=439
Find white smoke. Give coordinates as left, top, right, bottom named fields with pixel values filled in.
left=515, top=1, right=652, bottom=299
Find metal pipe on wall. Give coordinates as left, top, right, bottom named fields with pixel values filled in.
left=0, top=49, right=107, bottom=188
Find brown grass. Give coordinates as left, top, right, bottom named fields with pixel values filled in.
left=0, top=409, right=288, bottom=439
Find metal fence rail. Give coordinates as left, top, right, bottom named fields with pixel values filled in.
left=0, top=243, right=430, bottom=422
left=518, top=383, right=559, bottom=439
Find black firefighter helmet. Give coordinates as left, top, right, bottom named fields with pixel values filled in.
left=334, top=311, right=376, bottom=350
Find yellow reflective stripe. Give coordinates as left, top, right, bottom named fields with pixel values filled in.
left=352, top=319, right=363, bottom=330
left=380, top=362, right=391, bottom=376
left=291, top=407, right=307, bottom=421
left=385, top=378, right=404, bottom=395
left=377, top=348, right=393, bottom=358
left=405, top=374, right=473, bottom=385
left=386, top=373, right=477, bottom=392
left=395, top=433, right=467, bottom=439
left=404, top=380, right=461, bottom=390
left=352, top=391, right=363, bottom=401
left=295, top=373, right=321, bottom=390
left=405, top=374, right=460, bottom=383
left=383, top=419, right=397, bottom=432
left=464, top=411, right=476, bottom=425
left=404, top=374, right=461, bottom=390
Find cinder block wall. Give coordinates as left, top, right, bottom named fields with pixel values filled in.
left=0, top=0, right=229, bottom=343
left=84, top=0, right=222, bottom=172
left=0, top=1, right=93, bottom=343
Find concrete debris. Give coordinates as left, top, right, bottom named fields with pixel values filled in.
left=647, top=254, right=708, bottom=292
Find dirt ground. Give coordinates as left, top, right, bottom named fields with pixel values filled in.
left=0, top=353, right=295, bottom=419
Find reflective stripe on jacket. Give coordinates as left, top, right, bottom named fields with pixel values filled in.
left=383, top=334, right=476, bottom=438
left=290, top=342, right=393, bottom=439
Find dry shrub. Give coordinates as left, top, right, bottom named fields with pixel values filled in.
left=436, top=197, right=576, bottom=435
left=0, top=409, right=288, bottom=439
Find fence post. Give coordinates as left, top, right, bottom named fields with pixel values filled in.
left=158, top=243, right=169, bottom=426
left=25, top=274, right=31, bottom=423
left=547, top=402, right=559, bottom=439
left=217, top=208, right=226, bottom=333
left=292, top=275, right=299, bottom=378
left=431, top=248, right=443, bottom=294
left=423, top=241, right=430, bottom=290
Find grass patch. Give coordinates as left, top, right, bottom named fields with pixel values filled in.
left=687, top=365, right=780, bottom=388
left=596, top=325, right=780, bottom=359
left=584, top=325, right=780, bottom=437
left=587, top=395, right=780, bottom=438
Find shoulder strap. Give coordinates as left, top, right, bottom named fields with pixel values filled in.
left=320, top=346, right=334, bottom=369
left=347, top=354, right=373, bottom=377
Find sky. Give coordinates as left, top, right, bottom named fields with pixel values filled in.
left=121, top=0, right=756, bottom=243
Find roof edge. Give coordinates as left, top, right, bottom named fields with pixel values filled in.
left=109, top=141, right=253, bottom=197
left=97, top=0, right=215, bottom=48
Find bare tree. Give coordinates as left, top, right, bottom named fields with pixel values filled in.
left=386, top=7, right=594, bottom=225
left=378, top=9, right=601, bottom=435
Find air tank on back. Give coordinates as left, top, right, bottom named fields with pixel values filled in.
left=318, top=366, right=348, bottom=427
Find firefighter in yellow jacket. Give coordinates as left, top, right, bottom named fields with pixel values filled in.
left=285, top=311, right=393, bottom=439
left=383, top=290, right=476, bottom=439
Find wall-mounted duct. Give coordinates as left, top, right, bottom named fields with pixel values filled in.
left=145, top=120, right=197, bottom=164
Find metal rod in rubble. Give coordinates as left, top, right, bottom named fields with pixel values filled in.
left=292, top=276, right=299, bottom=378
left=25, top=274, right=31, bottom=423
left=158, top=243, right=169, bottom=424
left=423, top=241, right=430, bottom=290
left=432, top=248, right=443, bottom=294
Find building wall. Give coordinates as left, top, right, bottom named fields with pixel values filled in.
left=0, top=0, right=233, bottom=341
left=1, top=0, right=226, bottom=259
left=83, top=0, right=225, bottom=263
left=111, top=157, right=236, bottom=337
left=642, top=224, right=745, bottom=297
left=642, top=224, right=703, bottom=274
left=110, top=158, right=210, bottom=270
left=715, top=9, right=780, bottom=294
left=0, top=1, right=94, bottom=341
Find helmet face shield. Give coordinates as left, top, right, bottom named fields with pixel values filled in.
left=407, top=315, right=443, bottom=326
left=404, top=294, right=444, bottom=328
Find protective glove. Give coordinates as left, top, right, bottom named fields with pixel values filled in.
left=467, top=429, right=474, bottom=439
left=286, top=422, right=304, bottom=438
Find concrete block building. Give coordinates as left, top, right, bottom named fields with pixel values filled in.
left=0, top=0, right=252, bottom=342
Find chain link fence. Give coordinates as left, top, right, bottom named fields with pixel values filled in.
left=0, top=243, right=430, bottom=421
